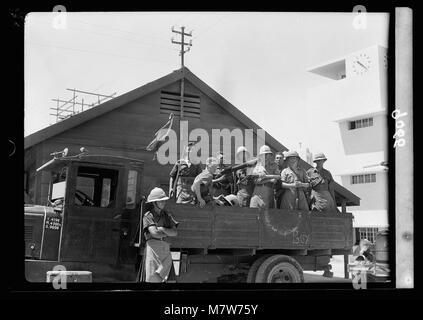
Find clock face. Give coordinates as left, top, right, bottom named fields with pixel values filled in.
left=352, top=53, right=372, bottom=75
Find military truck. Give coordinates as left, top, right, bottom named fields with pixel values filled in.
left=25, top=148, right=354, bottom=283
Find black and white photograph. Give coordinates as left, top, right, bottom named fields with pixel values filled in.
left=7, top=6, right=416, bottom=303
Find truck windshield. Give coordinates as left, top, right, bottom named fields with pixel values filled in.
left=51, top=167, right=67, bottom=201
left=75, top=166, right=119, bottom=208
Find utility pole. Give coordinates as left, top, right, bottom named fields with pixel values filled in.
left=171, top=26, right=193, bottom=158
left=171, top=26, right=193, bottom=68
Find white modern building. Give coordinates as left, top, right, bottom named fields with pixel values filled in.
left=306, top=45, right=389, bottom=244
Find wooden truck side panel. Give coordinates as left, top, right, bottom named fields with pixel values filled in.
left=166, top=203, right=353, bottom=251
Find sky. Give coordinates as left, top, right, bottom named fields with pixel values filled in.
left=24, top=11, right=389, bottom=153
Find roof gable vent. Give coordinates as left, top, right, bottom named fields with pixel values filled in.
left=160, top=90, right=200, bottom=119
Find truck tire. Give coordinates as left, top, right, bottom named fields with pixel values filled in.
left=255, top=255, right=304, bottom=283
left=246, top=255, right=272, bottom=283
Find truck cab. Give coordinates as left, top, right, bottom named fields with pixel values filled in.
left=25, top=149, right=144, bottom=281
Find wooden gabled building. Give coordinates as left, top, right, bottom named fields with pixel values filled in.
left=24, top=67, right=360, bottom=208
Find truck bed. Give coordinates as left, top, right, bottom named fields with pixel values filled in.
left=165, top=203, right=354, bottom=252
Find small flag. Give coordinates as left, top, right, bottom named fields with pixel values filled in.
left=146, top=113, right=175, bottom=160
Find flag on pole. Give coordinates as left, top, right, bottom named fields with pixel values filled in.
left=146, top=113, right=175, bottom=160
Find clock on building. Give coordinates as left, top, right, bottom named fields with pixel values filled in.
left=352, top=52, right=372, bottom=75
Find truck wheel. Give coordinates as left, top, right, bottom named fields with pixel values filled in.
left=246, top=255, right=271, bottom=283
left=255, top=255, right=304, bottom=283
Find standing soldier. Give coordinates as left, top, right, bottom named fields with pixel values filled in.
left=191, top=157, right=219, bottom=208
left=142, top=187, right=178, bottom=283
left=280, top=151, right=310, bottom=210
left=306, top=152, right=338, bottom=212
left=250, top=145, right=281, bottom=209
left=169, top=143, right=203, bottom=204
left=212, top=152, right=234, bottom=197
left=234, top=146, right=257, bottom=207
left=274, top=151, right=285, bottom=209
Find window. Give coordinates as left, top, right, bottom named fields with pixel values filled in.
left=351, top=173, right=376, bottom=184
left=358, top=227, right=379, bottom=244
left=126, top=170, right=138, bottom=209
left=75, top=166, right=119, bottom=208
left=348, top=117, right=374, bottom=130
left=50, top=167, right=68, bottom=201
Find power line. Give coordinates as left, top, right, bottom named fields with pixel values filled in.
left=28, top=42, right=171, bottom=64
left=29, top=20, right=175, bottom=51
left=71, top=19, right=175, bottom=49
left=73, top=18, right=171, bottom=43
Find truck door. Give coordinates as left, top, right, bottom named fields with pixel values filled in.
left=60, top=163, right=124, bottom=264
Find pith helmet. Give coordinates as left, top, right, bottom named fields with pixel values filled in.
left=147, top=187, right=169, bottom=203
left=206, top=157, right=219, bottom=166
left=313, top=152, right=327, bottom=162
left=259, top=145, right=273, bottom=155
left=284, top=150, right=299, bottom=159
left=360, top=239, right=372, bottom=247
left=236, top=146, right=250, bottom=157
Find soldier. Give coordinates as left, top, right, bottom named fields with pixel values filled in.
left=142, top=187, right=179, bottom=283
left=280, top=151, right=310, bottom=210
left=250, top=145, right=281, bottom=209
left=234, top=146, right=257, bottom=207
left=212, top=152, right=233, bottom=197
left=191, top=157, right=219, bottom=208
left=169, top=143, right=203, bottom=204
left=306, top=152, right=338, bottom=212
left=274, top=151, right=285, bottom=209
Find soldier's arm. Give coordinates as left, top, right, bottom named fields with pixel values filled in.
left=158, top=226, right=177, bottom=237
left=147, top=225, right=168, bottom=239
left=192, top=178, right=205, bottom=204
left=328, top=172, right=336, bottom=201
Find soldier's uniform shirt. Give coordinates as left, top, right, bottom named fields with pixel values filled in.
left=280, top=166, right=310, bottom=210
left=191, top=169, right=214, bottom=203
left=306, top=167, right=337, bottom=212
left=143, top=209, right=179, bottom=242
left=274, top=165, right=285, bottom=208
left=235, top=168, right=255, bottom=207
left=142, top=209, right=179, bottom=283
left=169, top=160, right=202, bottom=204
left=250, top=162, right=280, bottom=209
left=213, top=164, right=233, bottom=196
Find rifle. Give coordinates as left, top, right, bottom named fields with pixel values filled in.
left=170, top=162, right=181, bottom=200
left=219, top=158, right=258, bottom=176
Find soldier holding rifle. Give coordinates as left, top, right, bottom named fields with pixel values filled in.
left=169, top=142, right=202, bottom=204
left=280, top=151, right=310, bottom=210
left=249, top=145, right=281, bottom=209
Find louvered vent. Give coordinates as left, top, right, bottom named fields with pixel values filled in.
left=160, top=91, right=200, bottom=119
